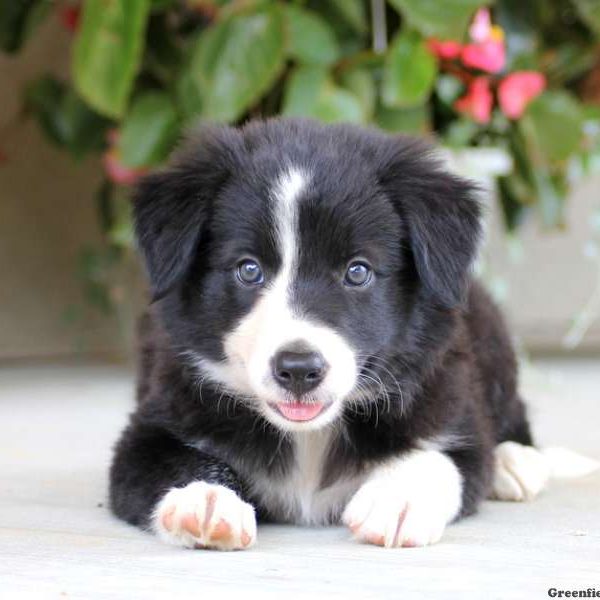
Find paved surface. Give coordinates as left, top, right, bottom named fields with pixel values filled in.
left=1, top=359, right=599, bottom=599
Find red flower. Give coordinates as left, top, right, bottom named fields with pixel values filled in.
left=428, top=38, right=463, bottom=60
left=59, top=6, right=80, bottom=33
left=454, top=77, right=494, bottom=124
left=498, top=71, right=546, bottom=119
left=461, top=8, right=506, bottom=73
left=0, top=149, right=7, bottom=165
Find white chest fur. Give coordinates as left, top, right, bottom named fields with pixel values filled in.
left=248, top=429, right=364, bottom=525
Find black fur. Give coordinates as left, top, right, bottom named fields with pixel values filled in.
left=110, top=118, right=532, bottom=531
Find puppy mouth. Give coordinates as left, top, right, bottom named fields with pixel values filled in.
left=270, top=401, right=331, bottom=422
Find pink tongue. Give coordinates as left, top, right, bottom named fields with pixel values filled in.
left=276, top=402, right=325, bottom=422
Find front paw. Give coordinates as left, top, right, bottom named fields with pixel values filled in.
left=342, top=451, right=462, bottom=548
left=153, top=482, right=257, bottom=550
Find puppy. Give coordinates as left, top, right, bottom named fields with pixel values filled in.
left=109, top=118, right=550, bottom=549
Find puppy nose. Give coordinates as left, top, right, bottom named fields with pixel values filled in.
left=272, top=350, right=328, bottom=395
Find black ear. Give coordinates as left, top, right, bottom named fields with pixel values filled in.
left=378, top=138, right=482, bottom=308
left=133, top=126, right=239, bottom=300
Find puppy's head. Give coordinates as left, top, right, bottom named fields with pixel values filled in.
left=134, top=119, right=481, bottom=432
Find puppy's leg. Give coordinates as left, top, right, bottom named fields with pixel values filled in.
left=343, top=449, right=465, bottom=548
left=491, top=441, right=550, bottom=502
left=491, top=442, right=599, bottom=502
left=110, top=422, right=256, bottom=550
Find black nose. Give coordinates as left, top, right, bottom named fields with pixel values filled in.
left=271, top=349, right=328, bottom=395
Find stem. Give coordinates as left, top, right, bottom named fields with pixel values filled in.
left=563, top=258, right=600, bottom=349
left=370, top=0, right=387, bottom=54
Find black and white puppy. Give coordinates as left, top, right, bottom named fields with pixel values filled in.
left=110, top=118, right=549, bottom=550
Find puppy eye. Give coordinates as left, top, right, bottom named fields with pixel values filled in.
left=237, top=259, right=264, bottom=286
left=344, top=262, right=372, bottom=287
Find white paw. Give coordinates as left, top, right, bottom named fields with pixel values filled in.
left=342, top=451, right=462, bottom=548
left=152, top=482, right=257, bottom=550
left=491, top=441, right=550, bottom=502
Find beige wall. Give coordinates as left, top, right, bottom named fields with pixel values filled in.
left=1, top=19, right=599, bottom=360
left=486, top=174, right=600, bottom=351
left=0, top=19, right=123, bottom=360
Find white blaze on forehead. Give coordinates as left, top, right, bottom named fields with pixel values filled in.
left=271, top=166, right=307, bottom=304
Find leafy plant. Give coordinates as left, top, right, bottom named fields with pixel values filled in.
left=3, top=0, right=600, bottom=316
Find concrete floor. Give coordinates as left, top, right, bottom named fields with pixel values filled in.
left=1, top=359, right=598, bottom=599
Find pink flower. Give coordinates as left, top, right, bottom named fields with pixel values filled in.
left=102, top=129, right=147, bottom=186
left=454, top=77, right=493, bottom=124
left=498, top=71, right=546, bottom=119
left=469, top=8, right=492, bottom=43
left=462, top=36, right=505, bottom=73
left=103, top=149, right=147, bottom=186
left=428, top=38, right=463, bottom=60
left=461, top=8, right=506, bottom=73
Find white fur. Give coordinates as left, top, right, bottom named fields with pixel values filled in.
left=152, top=481, right=256, bottom=551
left=248, top=429, right=365, bottom=525
left=195, top=166, right=358, bottom=432
left=342, top=450, right=463, bottom=547
left=418, top=432, right=467, bottom=453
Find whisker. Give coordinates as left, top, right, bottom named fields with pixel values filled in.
left=355, top=353, right=406, bottom=417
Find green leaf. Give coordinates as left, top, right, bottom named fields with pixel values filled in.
left=117, top=92, right=179, bottom=168
left=443, top=118, right=479, bottom=147
left=176, top=68, right=204, bottom=124
left=573, top=0, right=600, bottom=36
left=72, top=0, right=150, bottom=118
left=375, top=104, right=429, bottom=134
left=108, top=196, right=135, bottom=248
left=284, top=5, right=340, bottom=65
left=25, top=76, right=109, bottom=158
left=24, top=76, right=65, bottom=146
left=531, top=169, right=566, bottom=228
left=523, top=91, right=584, bottom=162
left=283, top=66, right=365, bottom=123
left=313, top=83, right=365, bottom=123
left=328, top=0, right=366, bottom=33
left=339, top=68, right=376, bottom=119
left=59, top=90, right=111, bottom=157
left=282, top=66, right=328, bottom=116
left=151, top=0, right=177, bottom=10
left=382, top=30, right=437, bottom=108
left=190, top=7, right=285, bottom=122
left=0, top=0, right=50, bottom=53
left=387, top=0, right=487, bottom=39
left=510, top=104, right=572, bottom=228
left=497, top=176, right=530, bottom=231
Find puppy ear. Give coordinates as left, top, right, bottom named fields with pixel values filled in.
left=378, top=139, right=482, bottom=308
left=133, top=126, right=238, bottom=300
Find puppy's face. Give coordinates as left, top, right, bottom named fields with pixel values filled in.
left=194, top=165, right=404, bottom=431
left=135, top=120, right=480, bottom=432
